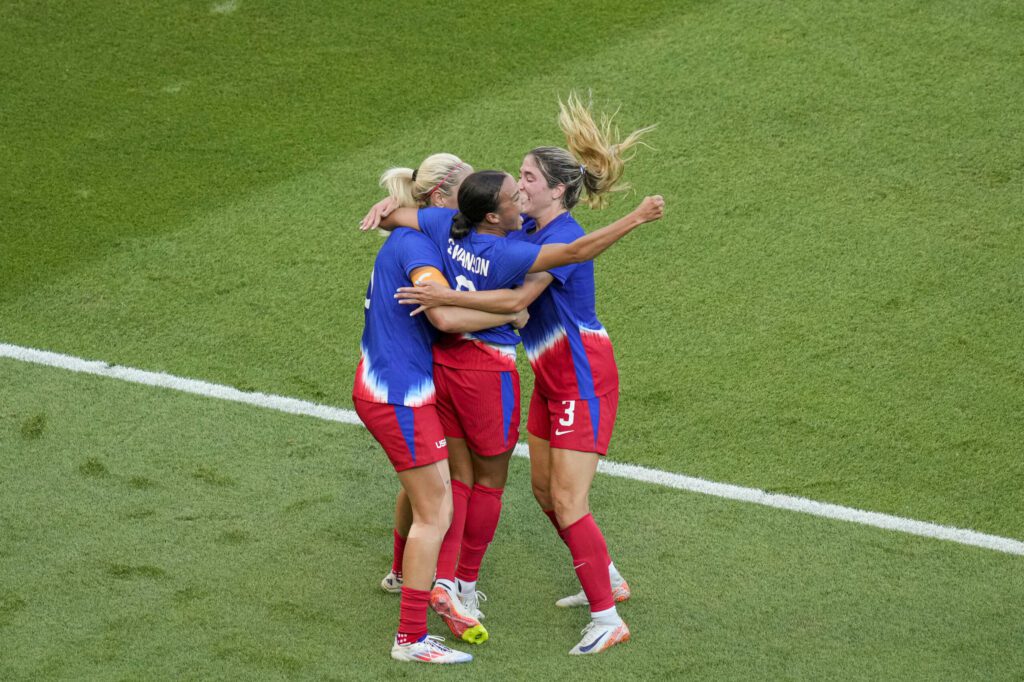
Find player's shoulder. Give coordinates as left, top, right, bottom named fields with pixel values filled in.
left=419, top=206, right=458, bottom=221
left=391, top=227, right=440, bottom=263
left=390, top=225, right=431, bottom=245
left=550, top=212, right=585, bottom=236
left=416, top=207, right=457, bottom=241
left=537, top=212, right=585, bottom=243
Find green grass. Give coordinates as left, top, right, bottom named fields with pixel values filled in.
left=4, top=0, right=1022, bottom=537
left=2, top=0, right=1023, bottom=677
left=2, top=359, right=1022, bottom=680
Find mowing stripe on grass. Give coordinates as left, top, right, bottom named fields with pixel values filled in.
left=3, top=341, right=1022, bottom=557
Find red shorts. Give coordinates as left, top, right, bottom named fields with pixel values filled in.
left=353, top=398, right=448, bottom=472
left=434, top=364, right=520, bottom=456
left=526, top=389, right=618, bottom=455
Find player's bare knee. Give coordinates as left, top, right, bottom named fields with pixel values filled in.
left=531, top=481, right=552, bottom=509
left=551, top=489, right=587, bottom=522
left=479, top=473, right=507, bottom=489
left=476, top=466, right=509, bottom=489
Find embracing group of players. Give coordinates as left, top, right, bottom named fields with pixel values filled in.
left=353, top=93, right=665, bottom=664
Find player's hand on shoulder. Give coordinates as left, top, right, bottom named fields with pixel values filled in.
left=359, top=196, right=400, bottom=231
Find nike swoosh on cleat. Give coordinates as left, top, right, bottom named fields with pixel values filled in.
left=578, top=632, right=608, bottom=653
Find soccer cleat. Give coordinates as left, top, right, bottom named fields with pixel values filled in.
left=380, top=570, right=403, bottom=594
left=430, top=585, right=489, bottom=644
left=555, top=579, right=631, bottom=608
left=391, top=634, right=473, bottom=664
left=568, top=619, right=631, bottom=655
left=459, top=589, right=487, bottom=621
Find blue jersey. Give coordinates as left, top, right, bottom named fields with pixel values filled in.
left=508, top=212, right=618, bottom=399
left=352, top=228, right=443, bottom=407
left=418, top=207, right=541, bottom=369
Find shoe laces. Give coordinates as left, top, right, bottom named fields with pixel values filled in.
left=422, top=635, right=453, bottom=653
left=580, top=619, right=618, bottom=640
left=463, top=590, right=487, bottom=606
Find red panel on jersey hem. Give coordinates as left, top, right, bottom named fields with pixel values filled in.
left=353, top=398, right=448, bottom=472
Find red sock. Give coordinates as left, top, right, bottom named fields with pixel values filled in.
left=455, top=484, right=504, bottom=583
left=391, top=529, right=406, bottom=575
left=561, top=513, right=614, bottom=612
left=396, top=586, right=430, bottom=644
left=435, top=479, right=471, bottom=582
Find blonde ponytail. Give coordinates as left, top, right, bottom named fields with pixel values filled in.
left=530, top=92, right=655, bottom=210
left=379, top=153, right=471, bottom=208
left=380, top=167, right=418, bottom=208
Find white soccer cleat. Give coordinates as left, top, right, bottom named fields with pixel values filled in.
left=391, top=635, right=473, bottom=664
left=555, top=579, right=631, bottom=608
left=568, top=619, right=631, bottom=655
left=380, top=570, right=403, bottom=594
left=460, top=589, right=487, bottom=621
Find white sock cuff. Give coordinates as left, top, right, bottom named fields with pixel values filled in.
left=590, top=605, right=620, bottom=623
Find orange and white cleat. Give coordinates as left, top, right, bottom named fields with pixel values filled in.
left=429, top=585, right=489, bottom=644
left=568, top=619, right=631, bottom=655
left=391, top=634, right=472, bottom=664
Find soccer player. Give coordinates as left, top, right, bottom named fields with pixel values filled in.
left=354, top=214, right=525, bottom=663
left=372, top=155, right=525, bottom=647
left=391, top=93, right=655, bottom=655
left=392, top=172, right=538, bottom=646
left=368, top=154, right=475, bottom=599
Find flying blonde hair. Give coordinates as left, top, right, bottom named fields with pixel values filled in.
left=530, top=92, right=655, bottom=210
left=379, top=153, right=471, bottom=208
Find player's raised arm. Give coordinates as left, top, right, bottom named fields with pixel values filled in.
left=527, top=195, right=664, bottom=273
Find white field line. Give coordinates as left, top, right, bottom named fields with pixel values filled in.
left=3, top=342, right=1022, bottom=557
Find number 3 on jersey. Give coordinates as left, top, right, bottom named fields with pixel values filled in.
left=558, top=400, right=576, bottom=427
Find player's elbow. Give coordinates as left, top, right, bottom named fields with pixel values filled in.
left=425, top=308, right=457, bottom=333
left=565, top=243, right=587, bottom=264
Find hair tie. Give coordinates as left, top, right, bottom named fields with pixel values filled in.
left=579, top=164, right=587, bottom=176
left=426, top=162, right=465, bottom=197
left=411, top=169, right=418, bottom=181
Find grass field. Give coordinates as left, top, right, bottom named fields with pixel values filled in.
left=2, top=0, right=1023, bottom=679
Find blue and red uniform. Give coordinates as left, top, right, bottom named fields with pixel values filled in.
left=509, top=212, right=619, bottom=454
left=416, top=207, right=541, bottom=455
left=352, top=227, right=448, bottom=471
